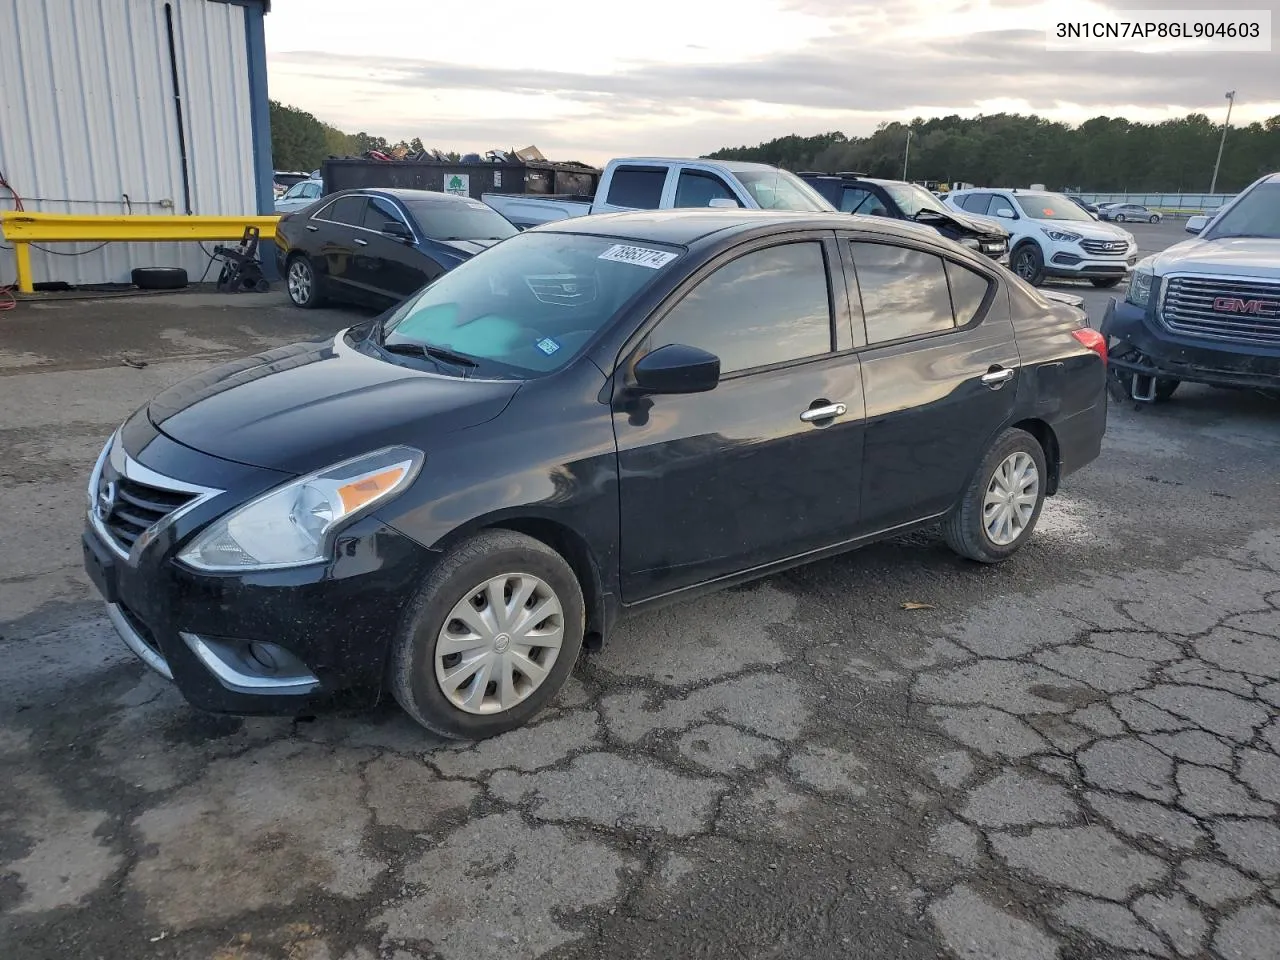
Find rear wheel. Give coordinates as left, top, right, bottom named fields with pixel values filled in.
left=1091, top=277, right=1123, bottom=288
left=389, top=530, right=585, bottom=739
left=1011, top=243, right=1046, bottom=286
left=286, top=255, right=323, bottom=308
left=943, top=428, right=1048, bottom=563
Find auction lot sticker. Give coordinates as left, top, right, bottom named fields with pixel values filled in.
left=598, top=244, right=678, bottom=269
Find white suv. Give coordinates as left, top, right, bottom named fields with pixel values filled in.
left=945, top=188, right=1137, bottom=288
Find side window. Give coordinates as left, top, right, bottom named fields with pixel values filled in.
left=960, top=193, right=991, bottom=214
left=302, top=182, right=321, bottom=199
left=840, top=186, right=875, bottom=214
left=651, top=242, right=832, bottom=375
left=363, top=196, right=406, bottom=231
left=945, top=260, right=992, bottom=326
left=674, top=171, right=740, bottom=208
left=283, top=182, right=305, bottom=200
left=606, top=167, right=667, bottom=209
left=850, top=242, right=954, bottom=344
left=989, top=194, right=1017, bottom=217
left=321, top=195, right=367, bottom=226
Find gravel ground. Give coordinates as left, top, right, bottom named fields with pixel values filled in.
left=2, top=221, right=1278, bottom=960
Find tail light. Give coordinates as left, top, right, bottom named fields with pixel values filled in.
left=1072, top=327, right=1107, bottom=365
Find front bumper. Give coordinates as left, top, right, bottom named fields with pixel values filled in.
left=1100, top=297, right=1280, bottom=389
left=1044, top=252, right=1137, bottom=280
left=82, top=429, right=436, bottom=716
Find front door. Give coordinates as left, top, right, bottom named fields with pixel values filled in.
left=612, top=236, right=866, bottom=602
left=841, top=237, right=1020, bottom=533
left=352, top=196, right=435, bottom=300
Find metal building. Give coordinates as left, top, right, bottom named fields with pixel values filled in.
left=0, top=0, right=272, bottom=287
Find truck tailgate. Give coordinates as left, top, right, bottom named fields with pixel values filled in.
left=481, top=194, right=593, bottom=229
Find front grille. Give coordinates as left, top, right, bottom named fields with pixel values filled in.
left=1160, top=275, right=1280, bottom=345
left=98, top=474, right=196, bottom=552
left=1080, top=239, right=1129, bottom=257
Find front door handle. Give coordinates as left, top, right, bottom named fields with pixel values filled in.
left=305, top=224, right=318, bottom=232
left=800, top=402, right=847, bottom=423
left=353, top=238, right=369, bottom=247
left=981, top=367, right=1015, bottom=387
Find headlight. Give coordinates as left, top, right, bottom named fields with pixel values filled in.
left=959, top=237, right=981, bottom=249
left=1044, top=229, right=1082, bottom=243
left=1126, top=265, right=1155, bottom=307
left=179, top=446, right=423, bottom=571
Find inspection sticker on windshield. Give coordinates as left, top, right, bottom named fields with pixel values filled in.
left=598, top=244, right=678, bottom=269
left=535, top=337, right=561, bottom=356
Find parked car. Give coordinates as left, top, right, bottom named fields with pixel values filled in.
left=274, top=188, right=518, bottom=309
left=273, top=170, right=311, bottom=198
left=798, top=172, right=1009, bottom=261
left=481, top=157, right=834, bottom=228
left=274, top=178, right=323, bottom=212
left=945, top=188, right=1137, bottom=287
left=1100, top=203, right=1162, bottom=223
left=1101, top=171, right=1280, bottom=401
left=83, top=209, right=1107, bottom=738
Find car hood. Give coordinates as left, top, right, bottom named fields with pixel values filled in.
left=1033, top=218, right=1131, bottom=241
left=1149, top=236, right=1280, bottom=279
left=147, top=334, right=521, bottom=475
left=932, top=208, right=1008, bottom=239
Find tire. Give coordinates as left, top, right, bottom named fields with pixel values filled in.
left=253, top=277, right=270, bottom=293
left=285, top=254, right=323, bottom=308
left=1011, top=243, right=1046, bottom=286
left=1148, top=215, right=1159, bottom=223
left=131, top=266, right=188, bottom=290
left=943, top=427, right=1048, bottom=564
left=389, top=529, right=585, bottom=740
left=1115, top=213, right=1127, bottom=222
left=1091, top=277, right=1123, bottom=288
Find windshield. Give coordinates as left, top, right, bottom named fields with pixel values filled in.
left=401, top=199, right=519, bottom=241
left=881, top=182, right=951, bottom=217
left=730, top=169, right=833, bottom=212
left=381, top=231, right=680, bottom=376
left=1205, top=182, right=1280, bottom=239
left=1013, top=192, right=1094, bottom=222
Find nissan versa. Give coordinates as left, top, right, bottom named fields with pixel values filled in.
left=83, top=210, right=1107, bottom=739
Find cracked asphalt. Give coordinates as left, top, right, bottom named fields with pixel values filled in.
left=3, top=221, right=1279, bottom=960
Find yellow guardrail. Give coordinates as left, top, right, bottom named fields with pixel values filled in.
left=1, top=212, right=280, bottom=293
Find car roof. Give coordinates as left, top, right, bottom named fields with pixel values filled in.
left=336, top=188, right=487, bottom=206
left=531, top=209, right=948, bottom=246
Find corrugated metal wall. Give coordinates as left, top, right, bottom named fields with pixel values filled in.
left=0, top=0, right=257, bottom=286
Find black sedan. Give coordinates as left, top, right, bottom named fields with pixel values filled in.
left=274, top=187, right=518, bottom=309
left=84, top=211, right=1107, bottom=739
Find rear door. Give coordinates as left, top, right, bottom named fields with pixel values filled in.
left=593, top=165, right=670, bottom=214
left=311, top=195, right=369, bottom=296
left=613, top=234, right=866, bottom=601
left=843, top=236, right=1019, bottom=533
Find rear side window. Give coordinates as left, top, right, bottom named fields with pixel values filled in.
left=653, top=242, right=832, bottom=375
left=674, top=171, right=740, bottom=208
left=959, top=193, right=992, bottom=214
left=850, top=242, right=954, bottom=344
left=946, top=260, right=992, bottom=325
left=321, top=195, right=367, bottom=225
left=606, top=167, right=667, bottom=208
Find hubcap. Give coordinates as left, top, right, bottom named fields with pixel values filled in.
left=287, top=260, right=311, bottom=303
left=1015, top=251, right=1035, bottom=279
left=434, top=573, right=564, bottom=715
left=983, top=452, right=1039, bottom=546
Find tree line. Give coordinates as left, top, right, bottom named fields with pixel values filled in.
left=706, top=113, right=1280, bottom=193
left=268, top=101, right=461, bottom=171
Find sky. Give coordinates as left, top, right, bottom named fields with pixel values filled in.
left=264, top=0, right=1280, bottom=166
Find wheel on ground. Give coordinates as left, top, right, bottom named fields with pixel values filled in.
left=286, top=255, right=323, bottom=308
left=1148, top=214, right=1159, bottom=223
left=131, top=266, right=188, bottom=290
left=1091, top=277, right=1123, bottom=288
left=1011, top=244, right=1046, bottom=286
left=943, top=427, right=1048, bottom=563
left=1115, top=213, right=1127, bottom=222
left=389, top=529, right=585, bottom=739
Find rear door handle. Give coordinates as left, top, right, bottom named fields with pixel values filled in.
left=800, top=402, right=847, bottom=422
left=353, top=238, right=369, bottom=247
left=981, top=368, right=1015, bottom=387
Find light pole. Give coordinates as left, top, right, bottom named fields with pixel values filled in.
left=1209, top=90, right=1235, bottom=194
left=903, top=129, right=912, bottom=181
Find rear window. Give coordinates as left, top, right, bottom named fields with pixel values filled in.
left=382, top=231, right=681, bottom=377
left=606, top=167, right=667, bottom=208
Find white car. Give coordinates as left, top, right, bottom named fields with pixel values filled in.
left=945, top=188, right=1137, bottom=288
left=274, top=178, right=324, bottom=213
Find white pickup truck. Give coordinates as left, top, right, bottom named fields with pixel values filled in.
left=482, top=158, right=835, bottom=228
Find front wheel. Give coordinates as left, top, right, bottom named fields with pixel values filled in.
left=1011, top=244, right=1046, bottom=286
left=1148, top=214, right=1159, bottom=223
left=1115, top=213, right=1127, bottom=222
left=389, top=530, right=585, bottom=739
left=943, top=428, right=1048, bottom=563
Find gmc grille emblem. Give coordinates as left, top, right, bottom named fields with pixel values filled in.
left=1213, top=296, right=1279, bottom=318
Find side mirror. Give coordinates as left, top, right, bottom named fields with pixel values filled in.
left=707, top=198, right=739, bottom=209
left=632, top=343, right=720, bottom=395
left=995, top=207, right=1017, bottom=219
left=382, top=220, right=413, bottom=241
left=1185, top=215, right=1208, bottom=235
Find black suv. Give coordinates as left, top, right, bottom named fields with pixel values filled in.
left=799, top=173, right=1009, bottom=261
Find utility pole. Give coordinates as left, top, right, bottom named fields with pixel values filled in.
left=903, top=129, right=912, bottom=181
left=1210, top=90, right=1235, bottom=194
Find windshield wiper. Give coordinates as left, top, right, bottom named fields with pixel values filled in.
left=381, top=339, right=479, bottom=372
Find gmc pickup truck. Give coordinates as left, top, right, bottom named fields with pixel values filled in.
left=482, top=158, right=835, bottom=228
left=1102, top=171, right=1280, bottom=401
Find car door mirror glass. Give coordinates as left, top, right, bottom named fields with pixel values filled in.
left=632, top=343, right=720, bottom=394
left=995, top=206, right=1016, bottom=219
left=1185, top=215, right=1207, bottom=234
left=382, top=220, right=412, bottom=241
